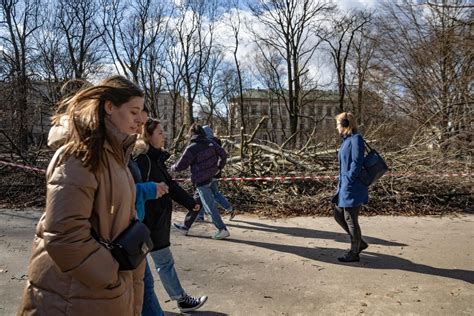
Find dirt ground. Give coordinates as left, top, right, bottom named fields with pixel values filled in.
left=0, top=208, right=473, bottom=316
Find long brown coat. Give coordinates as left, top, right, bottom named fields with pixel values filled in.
left=18, top=123, right=145, bottom=316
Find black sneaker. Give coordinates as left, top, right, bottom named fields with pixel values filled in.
left=226, top=208, right=236, bottom=220
left=338, top=250, right=360, bottom=262
left=173, top=223, right=189, bottom=235
left=177, top=294, right=208, bottom=312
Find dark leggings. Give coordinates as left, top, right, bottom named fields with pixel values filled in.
left=184, top=208, right=200, bottom=228
left=333, top=205, right=363, bottom=252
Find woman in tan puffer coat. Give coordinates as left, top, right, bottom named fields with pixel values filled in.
left=18, top=75, right=146, bottom=316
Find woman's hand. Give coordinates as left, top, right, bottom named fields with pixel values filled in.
left=156, top=182, right=169, bottom=198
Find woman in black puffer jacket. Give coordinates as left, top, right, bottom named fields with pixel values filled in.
left=134, top=118, right=208, bottom=314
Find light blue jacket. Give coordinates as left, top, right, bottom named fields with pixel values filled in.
left=334, top=132, right=369, bottom=207
left=128, top=158, right=157, bottom=221
left=135, top=182, right=157, bottom=221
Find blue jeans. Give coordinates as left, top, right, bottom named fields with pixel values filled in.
left=198, top=180, right=232, bottom=218
left=197, top=182, right=227, bottom=230
left=150, top=247, right=186, bottom=301
left=142, top=261, right=164, bottom=316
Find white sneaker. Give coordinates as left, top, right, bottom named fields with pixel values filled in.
left=212, top=229, right=230, bottom=240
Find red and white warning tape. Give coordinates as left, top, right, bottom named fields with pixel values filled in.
left=0, top=160, right=472, bottom=182
left=0, top=160, right=46, bottom=174
left=173, top=172, right=473, bottom=182
left=173, top=175, right=338, bottom=182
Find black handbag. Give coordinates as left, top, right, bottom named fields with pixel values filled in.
left=92, top=220, right=154, bottom=271
left=357, top=139, right=389, bottom=186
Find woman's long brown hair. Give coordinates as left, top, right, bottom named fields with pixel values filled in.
left=51, top=79, right=93, bottom=126
left=61, top=76, right=143, bottom=172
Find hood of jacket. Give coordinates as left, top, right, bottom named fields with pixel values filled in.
left=190, top=134, right=210, bottom=144
left=47, top=115, right=69, bottom=150
left=202, top=125, right=214, bottom=139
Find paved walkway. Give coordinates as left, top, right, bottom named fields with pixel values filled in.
left=1, top=208, right=473, bottom=315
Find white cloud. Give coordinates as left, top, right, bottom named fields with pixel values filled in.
left=213, top=6, right=337, bottom=89
left=334, top=0, right=379, bottom=10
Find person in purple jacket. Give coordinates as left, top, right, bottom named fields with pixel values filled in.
left=172, top=124, right=230, bottom=240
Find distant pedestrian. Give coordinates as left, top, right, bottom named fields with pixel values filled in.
left=194, top=125, right=234, bottom=222
left=172, top=124, right=229, bottom=240
left=332, top=112, right=369, bottom=263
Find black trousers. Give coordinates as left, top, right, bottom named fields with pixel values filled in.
left=183, top=190, right=202, bottom=228
left=333, top=205, right=363, bottom=252
left=184, top=208, right=200, bottom=228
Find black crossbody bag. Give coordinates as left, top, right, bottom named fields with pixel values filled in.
left=357, top=139, right=389, bottom=186
left=92, top=220, right=154, bottom=271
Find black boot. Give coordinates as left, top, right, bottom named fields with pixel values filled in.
left=359, top=240, right=369, bottom=253
left=338, top=250, right=360, bottom=262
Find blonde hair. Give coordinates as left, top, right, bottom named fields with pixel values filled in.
left=60, top=75, right=144, bottom=172
left=335, top=112, right=358, bottom=136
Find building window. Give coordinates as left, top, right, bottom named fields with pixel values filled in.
left=251, top=106, right=257, bottom=116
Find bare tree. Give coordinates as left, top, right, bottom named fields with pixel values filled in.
left=172, top=0, right=216, bottom=125
left=30, top=3, right=70, bottom=142
left=199, top=47, right=227, bottom=125
left=345, top=15, right=378, bottom=124
left=162, top=28, right=184, bottom=139
left=226, top=0, right=245, bottom=138
left=248, top=0, right=335, bottom=140
left=139, top=36, right=168, bottom=117
left=376, top=0, right=472, bottom=149
left=101, top=0, right=165, bottom=83
left=57, top=0, right=105, bottom=79
left=0, top=0, right=42, bottom=155
left=322, top=9, right=372, bottom=113
left=33, top=1, right=73, bottom=84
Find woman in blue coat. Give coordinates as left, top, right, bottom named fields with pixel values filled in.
left=332, top=112, right=369, bottom=262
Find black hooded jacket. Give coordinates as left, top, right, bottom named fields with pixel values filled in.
left=135, top=145, right=196, bottom=250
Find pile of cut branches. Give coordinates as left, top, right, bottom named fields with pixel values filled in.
left=1, top=134, right=472, bottom=217
left=174, top=133, right=472, bottom=217
left=0, top=167, right=45, bottom=208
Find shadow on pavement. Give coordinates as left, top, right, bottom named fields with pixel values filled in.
left=228, top=219, right=406, bottom=247
left=220, top=237, right=474, bottom=284
left=165, top=311, right=228, bottom=316
left=0, top=210, right=41, bottom=221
